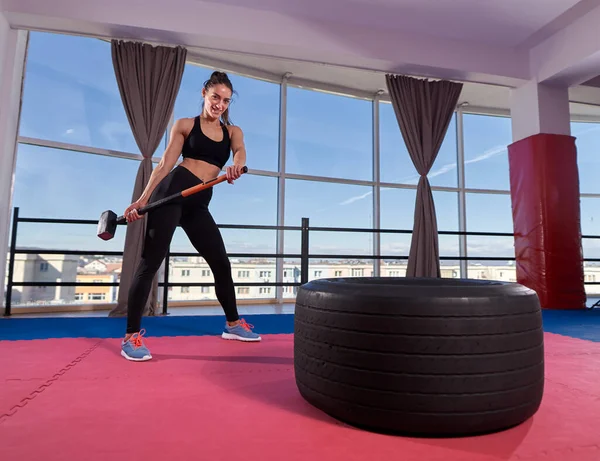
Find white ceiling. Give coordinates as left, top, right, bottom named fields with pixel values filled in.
left=3, top=0, right=598, bottom=84
left=4, top=0, right=600, bottom=118
left=186, top=45, right=600, bottom=119
left=188, top=0, right=584, bottom=47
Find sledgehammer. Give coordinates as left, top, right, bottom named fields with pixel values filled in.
left=97, top=166, right=248, bottom=241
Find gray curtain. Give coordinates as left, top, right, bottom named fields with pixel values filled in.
left=108, top=40, right=187, bottom=317
left=385, top=74, right=463, bottom=278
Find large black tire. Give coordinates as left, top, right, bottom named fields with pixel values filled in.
left=293, top=277, right=544, bottom=437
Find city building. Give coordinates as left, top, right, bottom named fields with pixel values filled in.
left=6, top=252, right=600, bottom=314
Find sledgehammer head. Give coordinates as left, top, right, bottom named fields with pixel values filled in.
left=97, top=210, right=118, bottom=241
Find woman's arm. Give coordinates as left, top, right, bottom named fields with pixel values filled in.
left=226, top=125, right=246, bottom=183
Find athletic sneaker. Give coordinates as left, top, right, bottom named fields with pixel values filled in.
left=222, top=318, right=261, bottom=342
left=121, top=329, right=152, bottom=361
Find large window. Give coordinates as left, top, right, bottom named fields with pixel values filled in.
left=463, top=113, right=512, bottom=191
left=284, top=178, right=373, bottom=257
left=379, top=102, right=459, bottom=276
left=20, top=32, right=152, bottom=155
left=379, top=102, right=418, bottom=185
left=286, top=87, right=373, bottom=181
left=11, top=30, right=600, bottom=312
left=379, top=102, right=458, bottom=189
left=573, top=121, right=600, bottom=295
left=462, top=113, right=514, bottom=281
left=465, top=192, right=515, bottom=279
left=580, top=197, right=600, bottom=295
left=429, top=115, right=458, bottom=189
left=433, top=190, right=460, bottom=262
left=379, top=187, right=416, bottom=258
left=573, top=121, right=600, bottom=195
left=10, top=32, right=161, bottom=307
left=12, top=144, right=138, bottom=253
left=283, top=89, right=375, bottom=286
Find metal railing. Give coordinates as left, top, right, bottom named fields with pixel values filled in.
left=5, top=206, right=600, bottom=316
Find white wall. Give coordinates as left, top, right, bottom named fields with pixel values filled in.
left=0, top=12, right=27, bottom=311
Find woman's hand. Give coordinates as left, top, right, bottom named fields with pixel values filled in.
left=226, top=164, right=244, bottom=184
left=124, top=198, right=148, bottom=223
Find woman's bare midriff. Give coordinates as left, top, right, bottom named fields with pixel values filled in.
left=179, top=158, right=222, bottom=183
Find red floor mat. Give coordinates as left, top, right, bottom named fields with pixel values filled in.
left=1, top=333, right=599, bottom=461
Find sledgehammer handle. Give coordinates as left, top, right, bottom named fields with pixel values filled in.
left=115, top=166, right=248, bottom=224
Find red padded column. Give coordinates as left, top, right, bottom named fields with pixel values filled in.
left=508, top=133, right=585, bottom=309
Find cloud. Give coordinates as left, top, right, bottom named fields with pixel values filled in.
left=464, top=145, right=507, bottom=165
left=396, top=144, right=508, bottom=185
left=340, top=191, right=372, bottom=206
left=314, top=143, right=511, bottom=219
left=466, top=237, right=515, bottom=257
left=428, top=162, right=457, bottom=179
left=337, top=144, right=510, bottom=208
left=572, top=124, right=600, bottom=137
left=380, top=241, right=411, bottom=254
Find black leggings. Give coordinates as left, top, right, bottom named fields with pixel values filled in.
left=126, top=165, right=239, bottom=333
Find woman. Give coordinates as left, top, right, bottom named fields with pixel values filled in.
left=121, top=71, right=261, bottom=362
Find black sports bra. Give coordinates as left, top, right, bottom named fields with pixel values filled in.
left=181, top=116, right=231, bottom=169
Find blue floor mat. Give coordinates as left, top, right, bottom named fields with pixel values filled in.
left=540, top=309, right=600, bottom=342
left=1, top=309, right=599, bottom=342
left=0, top=314, right=295, bottom=341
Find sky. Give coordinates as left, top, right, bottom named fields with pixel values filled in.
left=10, top=31, right=600, bottom=262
